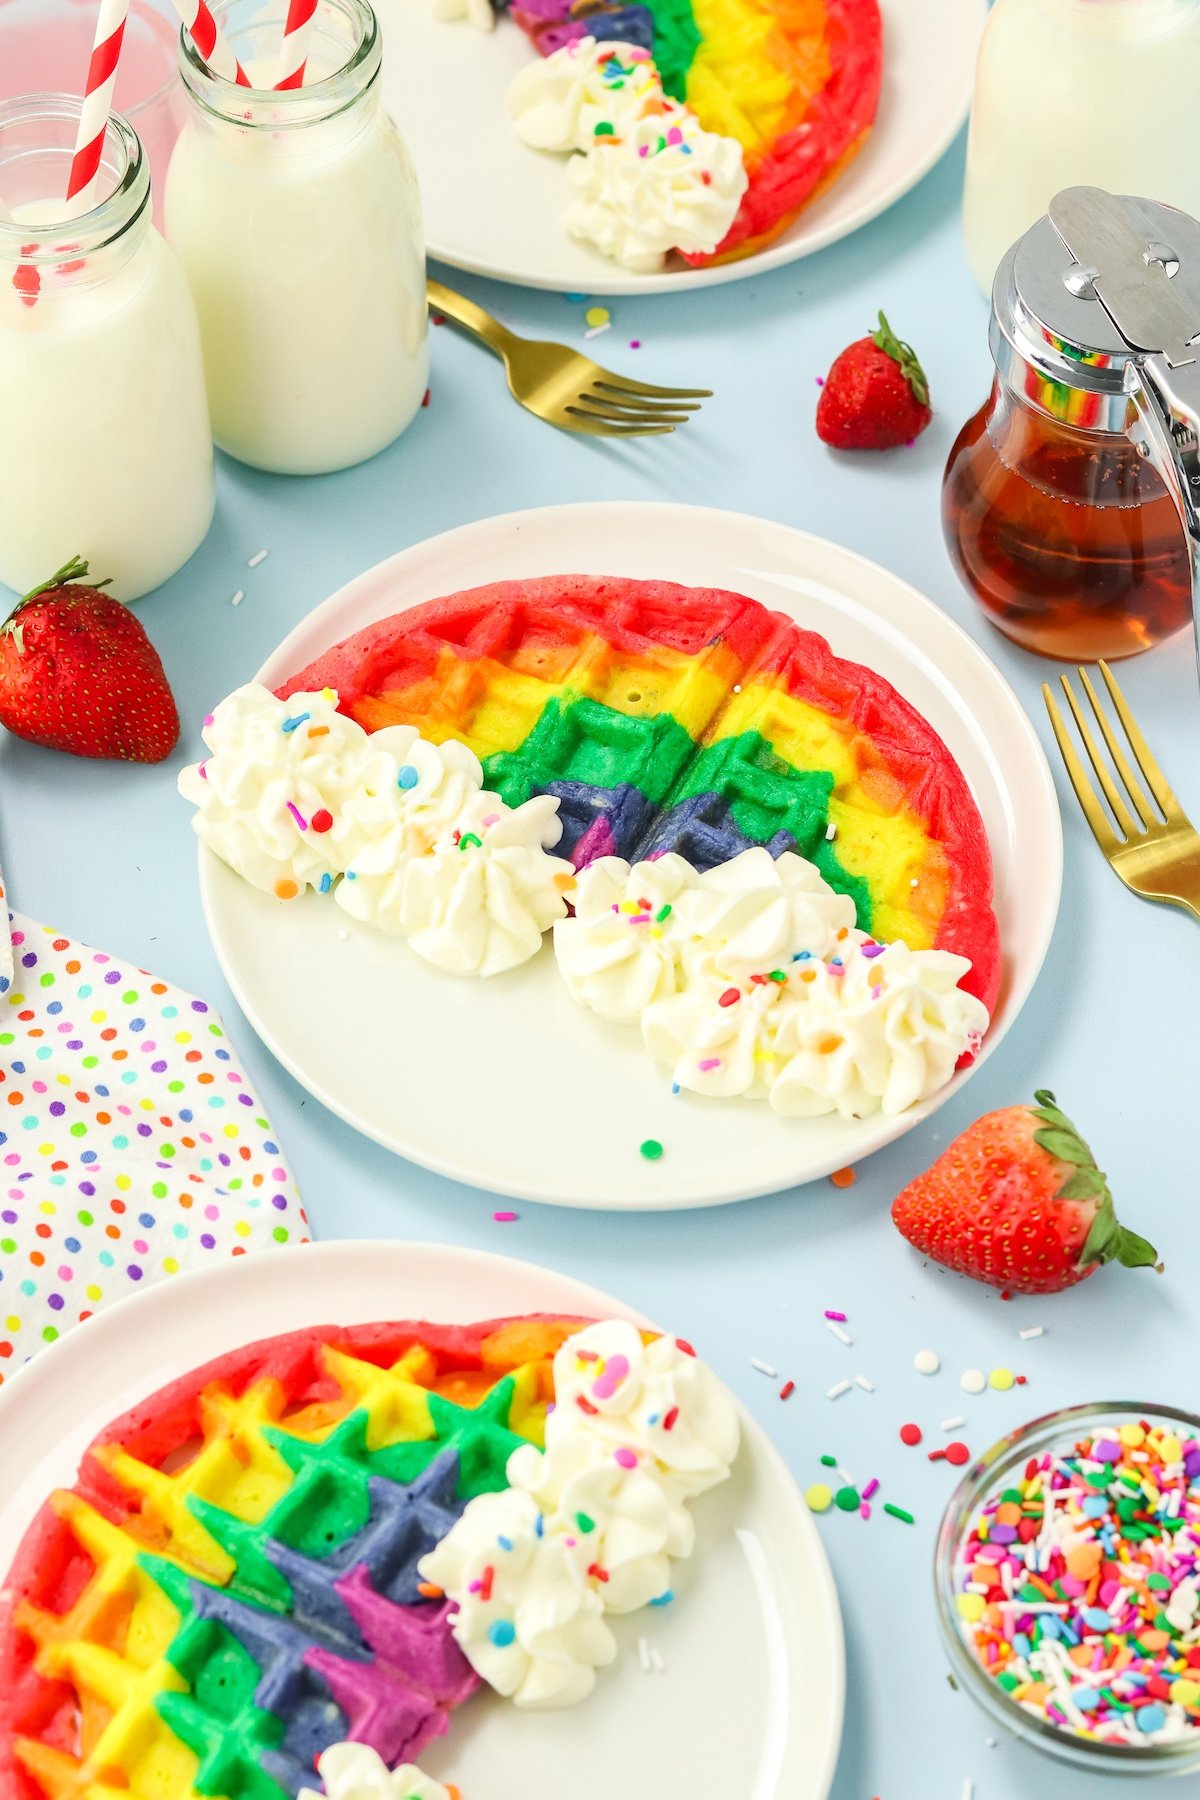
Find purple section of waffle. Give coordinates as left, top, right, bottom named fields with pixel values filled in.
left=635, top=794, right=796, bottom=872
left=304, top=1640, right=452, bottom=1771
left=510, top=0, right=656, bottom=53
left=571, top=815, right=618, bottom=867
left=546, top=780, right=653, bottom=865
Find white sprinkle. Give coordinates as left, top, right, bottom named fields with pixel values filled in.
left=914, top=1349, right=940, bottom=1375
left=750, top=1357, right=778, bottom=1377
left=941, top=1415, right=967, bottom=1432
left=732, top=684, right=742, bottom=693
left=837, top=1466, right=855, bottom=1486
left=962, top=1780, right=974, bottom=1800
left=584, top=322, right=611, bottom=339
left=638, top=1636, right=652, bottom=1673
left=826, top=1379, right=852, bottom=1400
left=650, top=1646, right=665, bottom=1672
left=960, top=1368, right=987, bottom=1395
left=230, top=589, right=245, bottom=607
left=854, top=1375, right=875, bottom=1393
left=247, top=549, right=269, bottom=568
left=825, top=1321, right=853, bottom=1346
left=985, top=1738, right=997, bottom=1748
left=910, top=877, right=919, bottom=888
left=1018, top=1326, right=1045, bottom=1340
left=825, top=822, right=837, bottom=841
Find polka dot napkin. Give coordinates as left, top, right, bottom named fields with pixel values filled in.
left=0, top=866, right=308, bottom=1385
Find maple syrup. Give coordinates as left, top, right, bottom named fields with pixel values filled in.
left=943, top=377, right=1194, bottom=661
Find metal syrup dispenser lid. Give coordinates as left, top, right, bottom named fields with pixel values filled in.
left=991, top=190, right=1200, bottom=434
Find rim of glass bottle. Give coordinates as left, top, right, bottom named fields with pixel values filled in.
left=0, top=95, right=148, bottom=267
left=934, top=1400, right=1200, bottom=1774
left=178, top=0, right=381, bottom=129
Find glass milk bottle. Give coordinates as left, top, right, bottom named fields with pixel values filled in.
left=165, top=0, right=428, bottom=476
left=963, top=0, right=1200, bottom=295
left=0, top=97, right=213, bottom=599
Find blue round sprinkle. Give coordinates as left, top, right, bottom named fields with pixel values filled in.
left=397, top=765, right=419, bottom=790
left=1139, top=1705, right=1167, bottom=1733
left=1074, top=1689, right=1102, bottom=1713
left=487, top=1619, right=516, bottom=1648
left=1081, top=1606, right=1112, bottom=1631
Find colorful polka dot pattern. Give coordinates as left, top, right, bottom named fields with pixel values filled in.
left=0, top=901, right=308, bottom=1384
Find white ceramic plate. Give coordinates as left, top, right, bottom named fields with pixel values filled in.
left=197, top=501, right=1062, bottom=1209
left=380, top=0, right=987, bottom=295
left=0, top=1240, right=844, bottom=1800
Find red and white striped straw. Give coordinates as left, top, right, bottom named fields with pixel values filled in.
left=172, top=0, right=253, bottom=87
left=276, top=0, right=320, bottom=89
left=65, top=0, right=131, bottom=209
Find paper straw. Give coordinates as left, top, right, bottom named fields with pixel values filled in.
left=276, top=0, right=320, bottom=89
left=172, top=0, right=253, bottom=86
left=65, top=0, right=130, bottom=208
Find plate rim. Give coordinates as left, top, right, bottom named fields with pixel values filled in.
left=198, top=498, right=1063, bottom=1209
left=0, top=1237, right=847, bottom=1800
left=399, top=0, right=989, bottom=296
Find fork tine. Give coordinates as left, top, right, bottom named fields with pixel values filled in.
left=1043, top=682, right=1121, bottom=856
left=1077, top=667, right=1157, bottom=830
left=580, top=387, right=703, bottom=414
left=573, top=394, right=695, bottom=426
left=1059, top=673, right=1143, bottom=837
left=1095, top=659, right=1183, bottom=820
left=591, top=376, right=713, bottom=401
left=557, top=409, right=675, bottom=437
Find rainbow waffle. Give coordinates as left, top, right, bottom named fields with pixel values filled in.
left=500, top=0, right=883, bottom=264
left=278, top=575, right=1002, bottom=1012
left=0, top=1316, right=584, bottom=1800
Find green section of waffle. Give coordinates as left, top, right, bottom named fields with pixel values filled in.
left=482, top=694, right=875, bottom=930
left=126, top=1377, right=529, bottom=1799
left=642, top=0, right=702, bottom=102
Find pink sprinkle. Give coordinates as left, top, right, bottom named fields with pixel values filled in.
left=286, top=801, right=308, bottom=830
left=862, top=1477, right=879, bottom=1500
left=860, top=1502, right=872, bottom=1520
left=594, top=1353, right=630, bottom=1400
left=824, top=1310, right=847, bottom=1321
left=493, top=1210, right=518, bottom=1222
left=638, top=144, right=649, bottom=157
left=630, top=340, right=640, bottom=349
left=468, top=1579, right=482, bottom=1594
left=666, top=125, right=683, bottom=145
left=203, top=713, right=214, bottom=727
left=697, top=1058, right=722, bottom=1072
left=815, top=375, right=825, bottom=386
left=198, top=763, right=208, bottom=781
left=614, top=1447, right=638, bottom=1469
left=483, top=813, right=500, bottom=827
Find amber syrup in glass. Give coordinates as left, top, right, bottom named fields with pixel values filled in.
left=943, top=380, right=1194, bottom=661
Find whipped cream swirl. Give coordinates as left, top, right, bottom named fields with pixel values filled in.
left=299, top=1743, right=456, bottom=1800
left=178, top=685, right=370, bottom=901
left=432, top=0, right=494, bottom=30
left=557, top=847, right=990, bottom=1119
left=419, top=1320, right=739, bottom=1708
left=338, top=791, right=576, bottom=977
left=564, top=108, right=747, bottom=273
left=508, top=37, right=664, bottom=153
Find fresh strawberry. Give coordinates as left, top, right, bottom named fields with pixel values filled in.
left=891, top=1090, right=1158, bottom=1295
left=0, top=557, right=179, bottom=763
left=816, top=310, right=933, bottom=450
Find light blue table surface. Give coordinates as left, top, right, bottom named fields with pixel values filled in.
left=3, top=125, right=1198, bottom=1800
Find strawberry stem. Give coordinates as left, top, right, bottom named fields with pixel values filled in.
left=871, top=311, right=930, bottom=407
left=1, top=557, right=112, bottom=651
left=1029, top=1089, right=1158, bottom=1273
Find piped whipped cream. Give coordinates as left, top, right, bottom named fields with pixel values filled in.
left=299, top=1743, right=457, bottom=1800
left=338, top=790, right=576, bottom=977
left=432, top=0, right=493, bottom=30
left=557, top=848, right=990, bottom=1118
left=419, top=1319, right=739, bottom=1708
left=181, top=686, right=574, bottom=976
left=178, top=685, right=370, bottom=901
left=508, top=36, right=664, bottom=152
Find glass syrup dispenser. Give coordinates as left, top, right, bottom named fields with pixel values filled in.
left=944, top=187, right=1200, bottom=662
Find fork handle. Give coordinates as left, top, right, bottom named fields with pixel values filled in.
left=427, top=277, right=519, bottom=360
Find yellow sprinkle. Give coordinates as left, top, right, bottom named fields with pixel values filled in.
left=619, top=900, right=640, bottom=914
left=957, top=1592, right=987, bottom=1623
left=1160, top=1433, right=1183, bottom=1464
left=805, top=1483, right=833, bottom=1513
left=1170, top=1679, right=1200, bottom=1708
left=585, top=306, right=610, bottom=328
left=989, top=1366, right=1015, bottom=1391
left=1120, top=1423, right=1146, bottom=1448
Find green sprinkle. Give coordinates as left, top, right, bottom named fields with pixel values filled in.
left=639, top=1139, right=664, bottom=1162
left=768, top=969, right=787, bottom=982
left=458, top=833, right=483, bottom=851
left=655, top=904, right=672, bottom=922
left=835, top=1486, right=860, bottom=1512
left=594, top=121, right=614, bottom=136
left=820, top=1455, right=838, bottom=1467
left=575, top=1512, right=596, bottom=1534
left=883, top=1503, right=915, bottom=1524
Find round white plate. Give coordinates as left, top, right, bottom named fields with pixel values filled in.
left=0, top=1240, right=844, bottom=1800
left=380, top=0, right=987, bottom=295
left=197, top=501, right=1061, bottom=1208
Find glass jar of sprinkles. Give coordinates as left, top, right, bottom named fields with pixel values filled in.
left=935, top=1403, right=1200, bottom=1775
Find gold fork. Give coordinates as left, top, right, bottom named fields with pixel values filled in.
left=428, top=278, right=710, bottom=437
left=1043, top=660, right=1200, bottom=920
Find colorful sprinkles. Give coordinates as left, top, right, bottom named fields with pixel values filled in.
left=953, top=1419, right=1200, bottom=1746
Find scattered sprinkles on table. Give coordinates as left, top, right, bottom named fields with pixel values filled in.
left=953, top=1419, right=1200, bottom=1746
